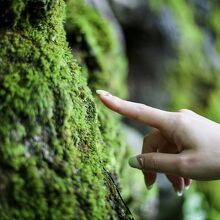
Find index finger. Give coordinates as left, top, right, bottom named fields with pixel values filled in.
left=96, top=90, right=173, bottom=130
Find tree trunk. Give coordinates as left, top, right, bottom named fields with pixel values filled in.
left=0, top=0, right=132, bottom=219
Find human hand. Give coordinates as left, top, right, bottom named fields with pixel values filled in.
left=96, top=90, right=220, bottom=195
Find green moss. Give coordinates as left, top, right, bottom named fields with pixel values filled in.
left=0, top=0, right=60, bottom=29
left=65, top=0, right=128, bottom=177
left=0, top=0, right=132, bottom=219
left=65, top=0, right=127, bottom=99
left=65, top=2, right=154, bottom=219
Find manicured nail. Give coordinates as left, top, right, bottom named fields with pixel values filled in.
left=96, top=90, right=111, bottom=96
left=185, top=185, right=190, bottom=191
left=147, top=184, right=153, bottom=190
left=143, top=171, right=154, bottom=190
left=175, top=190, right=183, bottom=197
left=128, top=156, right=143, bottom=169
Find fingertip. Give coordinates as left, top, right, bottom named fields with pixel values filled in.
left=167, top=175, right=184, bottom=196
left=185, top=185, right=190, bottom=191
left=96, top=90, right=119, bottom=111
left=184, top=178, right=192, bottom=191
left=143, top=171, right=156, bottom=190
left=128, top=156, right=142, bottom=169
left=176, top=190, right=184, bottom=197
left=184, top=178, right=193, bottom=186
left=96, top=89, right=111, bottom=96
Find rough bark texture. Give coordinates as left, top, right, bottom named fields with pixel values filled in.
left=0, top=0, right=133, bottom=219
left=65, top=2, right=157, bottom=220
left=65, top=1, right=129, bottom=176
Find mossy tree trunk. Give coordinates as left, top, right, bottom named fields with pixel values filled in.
left=0, top=0, right=132, bottom=219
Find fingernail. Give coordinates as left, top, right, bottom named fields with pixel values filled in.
left=185, top=185, right=190, bottom=191
left=96, top=90, right=111, bottom=96
left=175, top=190, right=183, bottom=197
left=147, top=184, right=153, bottom=190
left=128, top=156, right=143, bottom=169
left=143, top=172, right=154, bottom=190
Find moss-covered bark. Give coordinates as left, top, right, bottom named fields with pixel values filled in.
left=0, top=0, right=132, bottom=219
left=65, top=0, right=128, bottom=174
left=65, top=2, right=156, bottom=219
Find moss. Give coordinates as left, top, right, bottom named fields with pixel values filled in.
left=65, top=0, right=128, bottom=180
left=0, top=0, right=59, bottom=29
left=65, top=1, right=154, bottom=219
left=0, top=0, right=133, bottom=219
left=65, top=0, right=127, bottom=99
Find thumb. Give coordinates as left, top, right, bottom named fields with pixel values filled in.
left=129, top=153, right=183, bottom=177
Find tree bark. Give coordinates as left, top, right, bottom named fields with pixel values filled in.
left=0, top=0, right=132, bottom=219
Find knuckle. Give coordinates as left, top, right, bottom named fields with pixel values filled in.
left=178, top=108, right=189, bottom=113
left=176, top=155, right=193, bottom=176
left=134, top=104, right=146, bottom=121
left=141, top=154, right=155, bottom=171
left=138, top=103, right=147, bottom=111
left=178, top=109, right=194, bottom=115
left=146, top=154, right=157, bottom=171
left=171, top=111, right=193, bottom=142
left=176, top=111, right=190, bottom=127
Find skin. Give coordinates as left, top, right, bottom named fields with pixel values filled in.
left=97, top=90, right=220, bottom=194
